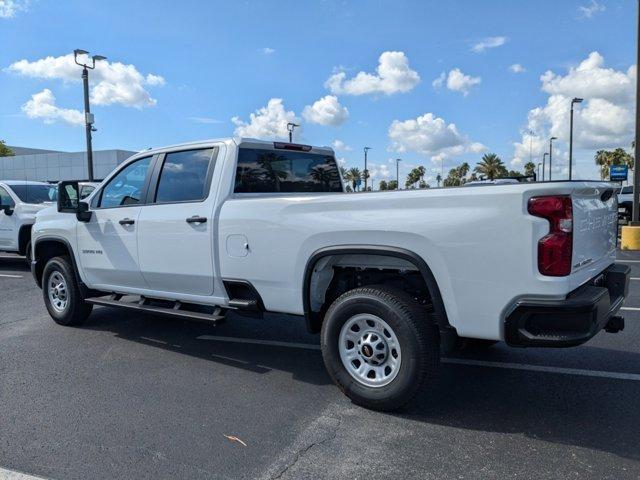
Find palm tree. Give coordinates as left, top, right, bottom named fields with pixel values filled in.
left=436, top=173, right=442, bottom=187
left=524, top=161, right=536, bottom=177
left=594, top=148, right=633, bottom=180
left=344, top=167, right=362, bottom=191
left=474, top=153, right=507, bottom=180
left=458, top=162, right=470, bottom=181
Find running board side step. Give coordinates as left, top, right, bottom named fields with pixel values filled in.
left=85, top=295, right=226, bottom=325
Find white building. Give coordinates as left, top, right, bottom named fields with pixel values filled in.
left=1, top=148, right=136, bottom=182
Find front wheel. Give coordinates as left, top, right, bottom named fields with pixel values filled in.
left=42, top=256, right=93, bottom=326
left=321, top=285, right=440, bottom=411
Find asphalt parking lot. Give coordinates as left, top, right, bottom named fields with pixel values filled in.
left=1, top=252, right=640, bottom=480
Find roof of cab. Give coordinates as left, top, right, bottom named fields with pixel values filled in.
left=132, top=137, right=334, bottom=158
left=1, top=180, right=53, bottom=186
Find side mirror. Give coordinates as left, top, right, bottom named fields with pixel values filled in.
left=0, top=205, right=13, bottom=216
left=58, top=181, right=92, bottom=222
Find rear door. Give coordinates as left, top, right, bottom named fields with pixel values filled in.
left=137, top=147, right=219, bottom=296
left=0, top=186, right=17, bottom=250
left=572, top=185, right=618, bottom=271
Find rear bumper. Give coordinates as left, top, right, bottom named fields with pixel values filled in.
left=504, top=263, right=630, bottom=347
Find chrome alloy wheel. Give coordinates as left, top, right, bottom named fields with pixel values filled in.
left=338, top=314, right=402, bottom=388
left=47, top=271, right=68, bottom=313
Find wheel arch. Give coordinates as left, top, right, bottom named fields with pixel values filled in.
left=302, top=245, right=453, bottom=337
left=33, top=237, right=81, bottom=289
left=18, top=224, right=33, bottom=255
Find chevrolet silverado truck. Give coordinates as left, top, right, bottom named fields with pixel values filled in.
left=31, top=138, right=630, bottom=411
left=0, top=180, right=58, bottom=264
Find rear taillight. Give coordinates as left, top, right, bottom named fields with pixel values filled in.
left=528, top=195, right=573, bottom=276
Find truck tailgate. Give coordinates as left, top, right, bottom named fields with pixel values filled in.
left=572, top=185, right=618, bottom=272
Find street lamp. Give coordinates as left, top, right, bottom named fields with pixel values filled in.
left=396, top=158, right=402, bottom=190
left=363, top=147, right=371, bottom=191
left=542, top=153, right=549, bottom=181
left=549, top=136, right=558, bottom=180
left=569, top=97, right=583, bottom=180
left=74, top=49, right=107, bottom=181
left=537, top=162, right=542, bottom=181
left=286, top=122, right=299, bottom=143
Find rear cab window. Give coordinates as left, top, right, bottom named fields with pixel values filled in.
left=234, top=146, right=343, bottom=193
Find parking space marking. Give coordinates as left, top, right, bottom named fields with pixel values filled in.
left=0, top=273, right=22, bottom=278
left=622, top=306, right=640, bottom=311
left=617, top=259, right=640, bottom=263
left=197, top=335, right=640, bottom=381
left=0, top=467, right=49, bottom=479
left=631, top=277, right=640, bottom=281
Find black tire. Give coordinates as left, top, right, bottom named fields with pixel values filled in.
left=320, top=285, right=439, bottom=412
left=25, top=241, right=32, bottom=266
left=42, top=256, right=92, bottom=326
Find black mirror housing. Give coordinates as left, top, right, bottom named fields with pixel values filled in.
left=58, top=181, right=92, bottom=222
left=0, top=205, right=14, bottom=216
left=58, top=181, right=80, bottom=213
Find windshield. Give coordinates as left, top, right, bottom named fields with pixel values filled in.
left=10, top=184, right=58, bottom=204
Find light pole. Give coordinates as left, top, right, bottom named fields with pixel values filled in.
left=74, top=49, right=106, bottom=181
left=528, top=129, right=533, bottom=165
left=569, top=98, right=583, bottom=180
left=363, top=146, right=371, bottom=191
left=396, top=158, right=402, bottom=190
left=633, top=0, right=640, bottom=224
left=286, top=122, right=299, bottom=143
left=549, top=136, right=557, bottom=180
left=542, top=153, right=549, bottom=181
left=537, top=162, right=542, bottom=181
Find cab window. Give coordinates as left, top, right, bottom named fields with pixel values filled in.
left=98, top=157, right=152, bottom=208
left=0, top=187, right=14, bottom=207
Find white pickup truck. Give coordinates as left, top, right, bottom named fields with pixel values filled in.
left=0, top=180, right=59, bottom=263
left=31, top=138, right=629, bottom=411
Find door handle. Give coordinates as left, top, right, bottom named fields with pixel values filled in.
left=119, top=218, right=135, bottom=226
left=186, top=215, right=207, bottom=224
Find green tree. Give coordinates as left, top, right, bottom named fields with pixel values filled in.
left=418, top=179, right=429, bottom=189
left=0, top=140, right=14, bottom=157
left=387, top=179, right=398, bottom=190
left=474, top=153, right=508, bottom=180
left=435, top=173, right=442, bottom=187
left=595, top=148, right=634, bottom=180
left=523, top=162, right=536, bottom=177
left=344, top=167, right=362, bottom=191
left=379, top=180, right=388, bottom=190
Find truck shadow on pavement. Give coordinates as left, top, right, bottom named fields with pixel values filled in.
left=404, top=356, right=640, bottom=462
left=0, top=255, right=30, bottom=272
left=85, top=307, right=333, bottom=386
left=84, top=307, right=640, bottom=462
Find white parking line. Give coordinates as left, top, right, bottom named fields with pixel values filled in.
left=622, top=306, right=640, bottom=311
left=631, top=277, right=640, bottom=281
left=0, top=467, right=49, bottom=479
left=197, top=335, right=640, bottom=381
left=617, top=259, right=640, bottom=263
left=0, top=273, right=22, bottom=278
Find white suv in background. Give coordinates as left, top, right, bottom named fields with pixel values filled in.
left=0, top=180, right=58, bottom=263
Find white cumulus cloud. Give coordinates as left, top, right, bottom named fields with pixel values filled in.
left=332, top=140, right=352, bottom=151
left=388, top=112, right=485, bottom=163
left=0, top=0, right=28, bottom=18
left=324, top=51, right=420, bottom=96
left=232, top=98, right=300, bottom=140
left=433, top=68, right=481, bottom=96
left=509, top=64, right=526, bottom=73
left=8, top=54, right=165, bottom=108
left=302, top=95, right=349, bottom=126
left=21, top=89, right=84, bottom=126
left=579, top=0, right=605, bottom=18
left=471, top=36, right=508, bottom=53
left=262, top=47, right=275, bottom=55
left=511, top=51, right=635, bottom=176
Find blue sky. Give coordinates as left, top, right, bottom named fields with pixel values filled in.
left=0, top=0, right=636, bottom=185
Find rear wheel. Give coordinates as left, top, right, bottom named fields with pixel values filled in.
left=42, top=256, right=92, bottom=326
left=321, top=285, right=439, bottom=411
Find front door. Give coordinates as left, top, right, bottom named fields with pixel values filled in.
left=0, top=186, right=17, bottom=251
left=137, top=147, right=218, bottom=296
left=77, top=156, right=154, bottom=289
